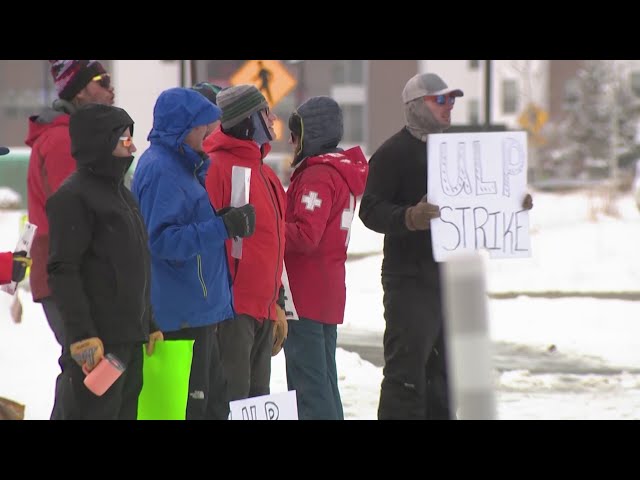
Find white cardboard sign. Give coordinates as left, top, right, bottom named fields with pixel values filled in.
left=230, top=166, right=251, bottom=259
left=427, top=131, right=530, bottom=262
left=1, top=222, right=37, bottom=295
left=229, top=390, right=298, bottom=420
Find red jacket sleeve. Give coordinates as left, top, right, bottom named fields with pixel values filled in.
left=285, top=168, right=334, bottom=255
left=0, top=251, right=13, bottom=285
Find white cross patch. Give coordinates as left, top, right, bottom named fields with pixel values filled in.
left=301, top=191, right=322, bottom=211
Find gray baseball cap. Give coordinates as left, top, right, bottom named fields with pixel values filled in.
left=402, top=73, right=464, bottom=104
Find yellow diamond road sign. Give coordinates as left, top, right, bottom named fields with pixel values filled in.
left=230, top=60, right=297, bottom=109
left=518, top=103, right=548, bottom=135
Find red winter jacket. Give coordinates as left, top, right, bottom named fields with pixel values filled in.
left=285, top=147, right=369, bottom=325
left=25, top=108, right=76, bottom=302
left=0, top=251, right=12, bottom=285
left=204, top=128, right=286, bottom=322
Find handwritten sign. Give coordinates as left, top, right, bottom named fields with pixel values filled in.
left=1, top=222, right=37, bottom=295
left=427, top=131, right=530, bottom=262
left=230, top=166, right=251, bottom=259
left=229, top=390, right=298, bottom=420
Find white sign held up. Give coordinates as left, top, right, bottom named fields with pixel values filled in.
left=229, top=390, right=298, bottom=420
left=427, top=131, right=530, bottom=262
left=230, top=166, right=251, bottom=259
left=1, top=222, right=37, bottom=296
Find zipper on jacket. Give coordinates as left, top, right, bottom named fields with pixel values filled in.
left=193, top=159, right=204, bottom=183
left=118, top=184, right=149, bottom=327
left=197, top=254, right=208, bottom=298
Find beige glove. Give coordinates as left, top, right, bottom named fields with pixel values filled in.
left=146, top=330, right=164, bottom=356
left=272, top=304, right=288, bottom=357
left=70, top=337, right=104, bottom=372
left=405, top=195, right=440, bottom=231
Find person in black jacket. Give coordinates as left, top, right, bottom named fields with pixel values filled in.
left=46, top=103, right=163, bottom=420
left=359, top=73, right=532, bottom=420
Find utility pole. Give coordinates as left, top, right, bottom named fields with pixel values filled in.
left=484, top=60, right=492, bottom=131
left=180, top=60, right=189, bottom=87
left=190, top=60, right=198, bottom=85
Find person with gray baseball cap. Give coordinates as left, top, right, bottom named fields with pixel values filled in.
left=359, top=71, right=532, bottom=420
left=359, top=71, right=459, bottom=420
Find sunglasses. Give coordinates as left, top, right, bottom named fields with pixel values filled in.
left=92, top=73, right=111, bottom=89
left=119, top=136, right=133, bottom=148
left=427, top=94, right=456, bottom=106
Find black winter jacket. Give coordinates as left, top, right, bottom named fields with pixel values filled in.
left=359, top=127, right=440, bottom=284
left=47, top=104, right=157, bottom=345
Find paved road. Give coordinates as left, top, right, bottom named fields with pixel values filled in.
left=338, top=329, right=640, bottom=376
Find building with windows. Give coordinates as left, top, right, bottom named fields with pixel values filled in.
left=5, top=60, right=640, bottom=159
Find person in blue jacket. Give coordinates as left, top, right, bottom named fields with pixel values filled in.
left=132, top=87, right=256, bottom=420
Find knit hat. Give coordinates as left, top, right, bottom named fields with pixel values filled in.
left=49, top=60, right=108, bottom=101
left=217, top=84, right=269, bottom=129
left=402, top=73, right=464, bottom=104
left=191, top=82, right=223, bottom=105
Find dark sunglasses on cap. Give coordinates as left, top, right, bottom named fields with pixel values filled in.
left=427, top=94, right=456, bottom=106
left=92, top=73, right=111, bottom=89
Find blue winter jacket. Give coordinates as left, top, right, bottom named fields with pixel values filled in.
left=131, top=88, right=234, bottom=332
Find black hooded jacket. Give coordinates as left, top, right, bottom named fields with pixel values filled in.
left=46, top=103, right=156, bottom=345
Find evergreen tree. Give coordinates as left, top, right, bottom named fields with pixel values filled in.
left=564, top=60, right=639, bottom=172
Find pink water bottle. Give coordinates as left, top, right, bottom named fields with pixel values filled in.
left=83, top=353, right=126, bottom=396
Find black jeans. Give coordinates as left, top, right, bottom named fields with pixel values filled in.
left=377, top=276, right=451, bottom=420
left=164, top=323, right=229, bottom=420
left=41, top=297, right=66, bottom=420
left=217, top=314, right=273, bottom=402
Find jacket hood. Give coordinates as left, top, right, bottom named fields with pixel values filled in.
left=69, top=103, right=135, bottom=180
left=297, top=146, right=369, bottom=197
left=25, top=106, right=70, bottom=147
left=148, top=87, right=222, bottom=152
left=292, top=96, right=343, bottom=163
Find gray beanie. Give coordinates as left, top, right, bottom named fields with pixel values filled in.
left=217, top=84, right=269, bottom=129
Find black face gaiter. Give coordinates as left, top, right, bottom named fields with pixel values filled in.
left=85, top=153, right=134, bottom=182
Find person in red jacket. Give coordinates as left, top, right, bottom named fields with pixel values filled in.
left=204, top=84, right=288, bottom=403
left=0, top=146, right=30, bottom=287
left=284, top=96, right=369, bottom=420
left=24, top=60, right=114, bottom=419
left=0, top=251, right=30, bottom=286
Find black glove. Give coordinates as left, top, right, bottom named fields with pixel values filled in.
left=12, top=251, right=31, bottom=283
left=222, top=204, right=256, bottom=239
left=217, top=206, right=232, bottom=216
